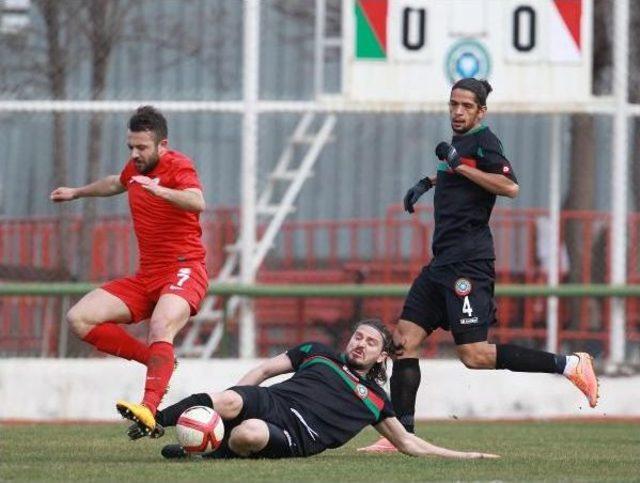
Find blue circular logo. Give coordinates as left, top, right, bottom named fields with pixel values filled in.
left=445, top=39, right=491, bottom=84
left=454, top=278, right=472, bottom=297
left=356, top=384, right=368, bottom=399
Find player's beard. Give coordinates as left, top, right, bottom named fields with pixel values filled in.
left=135, top=150, right=160, bottom=174
left=346, top=354, right=370, bottom=371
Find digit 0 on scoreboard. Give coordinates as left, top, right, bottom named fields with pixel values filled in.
left=343, top=0, right=593, bottom=105
left=506, top=0, right=584, bottom=63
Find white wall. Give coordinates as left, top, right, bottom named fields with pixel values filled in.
left=1, top=359, right=637, bottom=421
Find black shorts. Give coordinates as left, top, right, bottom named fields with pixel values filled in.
left=400, top=259, right=497, bottom=345
left=228, top=385, right=323, bottom=458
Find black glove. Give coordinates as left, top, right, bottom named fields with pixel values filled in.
left=403, top=177, right=433, bottom=213
left=435, top=142, right=461, bottom=169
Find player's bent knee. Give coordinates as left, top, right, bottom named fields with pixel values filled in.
left=457, top=346, right=493, bottom=369
left=210, top=390, right=243, bottom=419
left=228, top=419, right=269, bottom=455
left=458, top=352, right=482, bottom=369
left=65, top=306, right=92, bottom=338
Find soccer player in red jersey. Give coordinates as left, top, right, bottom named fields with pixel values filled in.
left=50, top=106, right=208, bottom=436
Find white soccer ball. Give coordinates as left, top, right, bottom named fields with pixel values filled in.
left=176, top=406, right=225, bottom=453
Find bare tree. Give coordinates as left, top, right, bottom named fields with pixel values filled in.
left=33, top=0, right=74, bottom=276
left=272, top=0, right=341, bottom=38
left=271, top=0, right=341, bottom=62
left=1, top=0, right=236, bottom=280
left=76, top=0, right=131, bottom=279
left=124, top=1, right=237, bottom=92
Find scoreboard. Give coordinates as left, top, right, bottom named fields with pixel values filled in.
left=343, top=0, right=593, bottom=104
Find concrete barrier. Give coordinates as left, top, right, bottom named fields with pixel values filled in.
left=1, top=359, right=637, bottom=421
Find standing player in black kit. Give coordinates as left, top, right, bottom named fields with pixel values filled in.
left=360, top=78, right=599, bottom=453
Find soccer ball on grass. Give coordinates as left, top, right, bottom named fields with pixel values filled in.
left=176, top=406, right=225, bottom=453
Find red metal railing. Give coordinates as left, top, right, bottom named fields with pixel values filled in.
left=1, top=207, right=638, bottom=356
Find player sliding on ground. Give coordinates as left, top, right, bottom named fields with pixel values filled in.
left=50, top=106, right=208, bottom=437
left=360, top=78, right=599, bottom=453
left=128, top=320, right=498, bottom=460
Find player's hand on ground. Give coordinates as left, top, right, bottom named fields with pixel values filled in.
left=435, top=142, right=461, bottom=169
left=467, top=451, right=500, bottom=459
left=403, top=177, right=433, bottom=213
left=50, top=187, right=78, bottom=202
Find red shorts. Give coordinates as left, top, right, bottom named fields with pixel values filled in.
left=102, top=261, right=209, bottom=323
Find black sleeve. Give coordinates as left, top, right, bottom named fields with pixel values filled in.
left=286, top=341, right=334, bottom=370
left=477, top=131, right=518, bottom=183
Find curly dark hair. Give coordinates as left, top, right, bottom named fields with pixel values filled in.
left=128, top=105, right=168, bottom=142
left=354, top=319, right=395, bottom=385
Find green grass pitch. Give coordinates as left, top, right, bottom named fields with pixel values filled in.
left=1, top=420, right=638, bottom=481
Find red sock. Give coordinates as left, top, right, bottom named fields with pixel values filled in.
left=142, top=341, right=175, bottom=415
left=83, top=323, right=150, bottom=364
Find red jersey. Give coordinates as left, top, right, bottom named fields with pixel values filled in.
left=119, top=150, right=206, bottom=272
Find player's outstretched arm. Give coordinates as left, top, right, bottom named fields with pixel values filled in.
left=374, top=417, right=499, bottom=459
left=50, top=175, right=125, bottom=202
left=235, top=353, right=294, bottom=386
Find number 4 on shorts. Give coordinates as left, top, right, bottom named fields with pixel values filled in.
left=462, top=296, right=473, bottom=316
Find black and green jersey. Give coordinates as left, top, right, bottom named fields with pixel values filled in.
left=432, top=124, right=518, bottom=267
left=267, top=342, right=394, bottom=451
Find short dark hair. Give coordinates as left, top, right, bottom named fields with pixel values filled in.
left=353, top=319, right=395, bottom=385
left=128, top=105, right=168, bottom=142
left=452, top=78, right=493, bottom=107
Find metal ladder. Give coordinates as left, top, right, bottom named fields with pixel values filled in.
left=178, top=112, right=337, bottom=358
